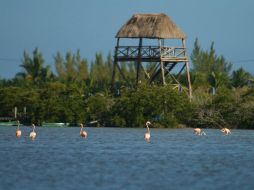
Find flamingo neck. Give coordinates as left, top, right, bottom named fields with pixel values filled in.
left=146, top=125, right=150, bottom=133
left=32, top=125, right=35, bottom=132
left=16, top=121, right=20, bottom=130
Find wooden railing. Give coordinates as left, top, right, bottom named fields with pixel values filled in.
left=0, top=117, right=15, bottom=121
left=115, top=46, right=187, bottom=62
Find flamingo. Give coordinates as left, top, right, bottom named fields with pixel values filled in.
left=144, top=121, right=151, bottom=142
left=221, top=128, right=231, bottom=135
left=80, top=123, right=88, bottom=138
left=29, top=124, right=37, bottom=140
left=194, top=128, right=206, bottom=136
left=16, top=120, right=22, bottom=138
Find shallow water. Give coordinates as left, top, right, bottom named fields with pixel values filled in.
left=0, top=127, right=254, bottom=190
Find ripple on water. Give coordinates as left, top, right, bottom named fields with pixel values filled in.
left=0, top=127, right=254, bottom=190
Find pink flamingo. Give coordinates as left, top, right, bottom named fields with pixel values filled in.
left=29, top=124, right=37, bottom=140
left=80, top=124, right=88, bottom=138
left=221, top=128, right=231, bottom=135
left=194, top=128, right=206, bottom=136
left=16, top=120, right=22, bottom=138
left=144, top=121, right=151, bottom=142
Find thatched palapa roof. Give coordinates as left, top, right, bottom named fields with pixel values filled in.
left=116, top=13, right=186, bottom=39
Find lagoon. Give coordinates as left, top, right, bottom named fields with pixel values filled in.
left=0, top=127, right=254, bottom=190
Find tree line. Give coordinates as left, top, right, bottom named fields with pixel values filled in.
left=0, top=38, right=253, bottom=129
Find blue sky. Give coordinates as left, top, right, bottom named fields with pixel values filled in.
left=0, top=0, right=254, bottom=79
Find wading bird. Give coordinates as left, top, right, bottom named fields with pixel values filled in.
left=144, top=121, right=151, bottom=142
left=194, top=128, right=206, bottom=136
left=80, top=123, right=88, bottom=138
left=29, top=124, right=37, bottom=140
left=221, top=128, right=231, bottom=135
left=16, top=120, right=22, bottom=138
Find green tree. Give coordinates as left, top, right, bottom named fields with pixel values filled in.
left=86, top=93, right=113, bottom=126
left=231, top=67, right=252, bottom=88
left=110, top=85, right=193, bottom=128
left=90, top=52, right=112, bottom=92
left=191, top=38, right=232, bottom=74
left=16, top=48, right=53, bottom=83
left=208, top=71, right=230, bottom=93
left=54, top=50, right=89, bottom=82
left=190, top=38, right=232, bottom=91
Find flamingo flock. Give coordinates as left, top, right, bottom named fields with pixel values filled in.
left=193, top=127, right=231, bottom=136
left=15, top=122, right=37, bottom=140
left=13, top=122, right=88, bottom=140
left=13, top=121, right=232, bottom=142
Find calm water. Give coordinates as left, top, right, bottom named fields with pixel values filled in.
left=0, top=126, right=254, bottom=190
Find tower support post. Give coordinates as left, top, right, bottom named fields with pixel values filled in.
left=136, top=38, right=143, bottom=85
left=111, top=38, right=120, bottom=90
left=182, top=38, right=192, bottom=98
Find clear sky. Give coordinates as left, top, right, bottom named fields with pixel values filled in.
left=0, top=0, right=254, bottom=79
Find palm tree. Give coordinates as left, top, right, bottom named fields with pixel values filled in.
left=16, top=48, right=52, bottom=82
left=231, top=68, right=251, bottom=88
left=208, top=72, right=229, bottom=94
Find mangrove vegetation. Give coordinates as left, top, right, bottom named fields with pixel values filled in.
left=0, top=39, right=254, bottom=129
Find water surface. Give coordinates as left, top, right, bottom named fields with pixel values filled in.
left=0, top=127, right=254, bottom=190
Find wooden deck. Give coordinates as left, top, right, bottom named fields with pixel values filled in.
left=115, top=46, right=188, bottom=62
